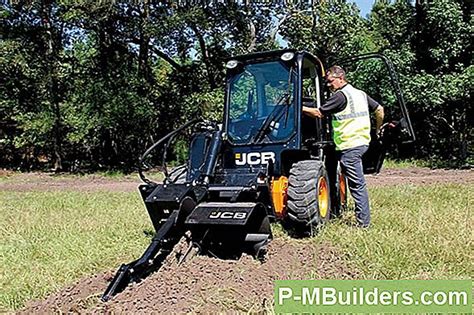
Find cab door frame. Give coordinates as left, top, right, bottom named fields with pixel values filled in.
left=337, top=53, right=416, bottom=174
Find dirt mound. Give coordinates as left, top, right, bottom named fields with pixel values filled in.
left=22, top=272, right=113, bottom=314
left=22, top=238, right=357, bottom=313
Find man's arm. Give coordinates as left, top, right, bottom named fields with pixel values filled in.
left=367, top=95, right=384, bottom=135
left=302, top=92, right=346, bottom=119
left=302, top=106, right=323, bottom=118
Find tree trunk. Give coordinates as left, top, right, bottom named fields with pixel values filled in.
left=139, top=0, right=151, bottom=80
left=41, top=1, right=63, bottom=171
left=190, top=24, right=217, bottom=89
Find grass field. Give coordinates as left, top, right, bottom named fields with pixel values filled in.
left=1, top=181, right=472, bottom=311
left=1, top=191, right=150, bottom=311
left=316, top=184, right=472, bottom=280
left=381, top=159, right=429, bottom=169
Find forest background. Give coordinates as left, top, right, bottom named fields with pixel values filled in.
left=1, top=0, right=472, bottom=172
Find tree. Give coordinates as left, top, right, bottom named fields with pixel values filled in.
left=0, top=0, right=471, bottom=170
left=280, top=1, right=375, bottom=64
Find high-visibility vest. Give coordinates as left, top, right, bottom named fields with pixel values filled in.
left=332, top=84, right=371, bottom=151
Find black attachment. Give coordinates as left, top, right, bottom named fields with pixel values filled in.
left=185, top=202, right=272, bottom=259
left=142, top=183, right=194, bottom=232
left=101, top=210, right=181, bottom=302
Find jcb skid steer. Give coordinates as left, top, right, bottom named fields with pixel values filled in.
left=102, top=50, right=415, bottom=301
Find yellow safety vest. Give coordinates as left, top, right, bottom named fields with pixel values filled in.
left=332, top=84, right=371, bottom=151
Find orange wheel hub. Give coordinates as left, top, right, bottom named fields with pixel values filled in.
left=318, top=177, right=329, bottom=218
left=339, top=173, right=346, bottom=206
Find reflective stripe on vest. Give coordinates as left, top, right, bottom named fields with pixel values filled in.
left=332, top=84, right=371, bottom=151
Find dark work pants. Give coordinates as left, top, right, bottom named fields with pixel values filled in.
left=338, top=145, right=370, bottom=227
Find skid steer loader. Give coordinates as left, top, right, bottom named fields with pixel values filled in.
left=101, top=49, right=415, bottom=301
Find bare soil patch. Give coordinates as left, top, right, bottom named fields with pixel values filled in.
left=1, top=167, right=472, bottom=193
left=0, top=172, right=138, bottom=192
left=366, top=167, right=473, bottom=186
left=22, top=239, right=357, bottom=313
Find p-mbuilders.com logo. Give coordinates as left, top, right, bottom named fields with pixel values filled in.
left=274, top=280, right=471, bottom=313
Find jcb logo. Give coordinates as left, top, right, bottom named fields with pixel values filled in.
left=235, top=152, right=275, bottom=166
left=209, top=211, right=248, bottom=220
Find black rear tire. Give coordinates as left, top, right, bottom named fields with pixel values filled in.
left=286, top=160, right=331, bottom=234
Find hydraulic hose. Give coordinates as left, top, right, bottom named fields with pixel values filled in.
left=138, top=118, right=202, bottom=185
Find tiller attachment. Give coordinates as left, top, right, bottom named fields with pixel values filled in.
left=102, top=184, right=272, bottom=301
left=186, top=202, right=272, bottom=260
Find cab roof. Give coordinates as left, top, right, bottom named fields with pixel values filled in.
left=227, top=49, right=326, bottom=76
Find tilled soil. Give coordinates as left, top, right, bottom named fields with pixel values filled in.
left=23, top=239, right=357, bottom=313
left=21, top=272, right=113, bottom=314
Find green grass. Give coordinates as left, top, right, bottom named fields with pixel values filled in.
left=0, top=191, right=151, bottom=311
left=316, top=184, right=473, bottom=280
left=83, top=170, right=164, bottom=181
left=1, top=183, right=472, bottom=311
left=382, top=158, right=430, bottom=169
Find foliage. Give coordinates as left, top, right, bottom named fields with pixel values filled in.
left=280, top=1, right=377, bottom=63
left=0, top=0, right=471, bottom=170
left=360, top=0, right=471, bottom=165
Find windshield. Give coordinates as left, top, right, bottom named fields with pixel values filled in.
left=227, top=61, right=296, bottom=144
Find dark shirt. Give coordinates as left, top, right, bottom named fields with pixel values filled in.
left=320, top=87, right=380, bottom=116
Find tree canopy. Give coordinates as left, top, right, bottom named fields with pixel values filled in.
left=1, top=0, right=472, bottom=171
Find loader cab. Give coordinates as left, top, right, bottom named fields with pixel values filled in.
left=223, top=50, right=331, bottom=175
left=225, top=52, right=298, bottom=146
left=224, top=50, right=328, bottom=147
left=222, top=50, right=415, bottom=176
left=222, top=50, right=300, bottom=176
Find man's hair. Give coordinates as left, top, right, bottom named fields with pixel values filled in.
left=326, top=65, right=346, bottom=80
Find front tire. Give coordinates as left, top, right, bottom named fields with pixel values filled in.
left=286, top=160, right=331, bottom=234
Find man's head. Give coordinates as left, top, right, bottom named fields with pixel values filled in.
left=326, top=65, right=347, bottom=91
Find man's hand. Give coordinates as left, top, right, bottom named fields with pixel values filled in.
left=377, top=121, right=398, bottom=139
left=302, top=106, right=323, bottom=118
left=377, top=122, right=388, bottom=139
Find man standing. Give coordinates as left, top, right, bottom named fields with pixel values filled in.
left=302, top=66, right=384, bottom=228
